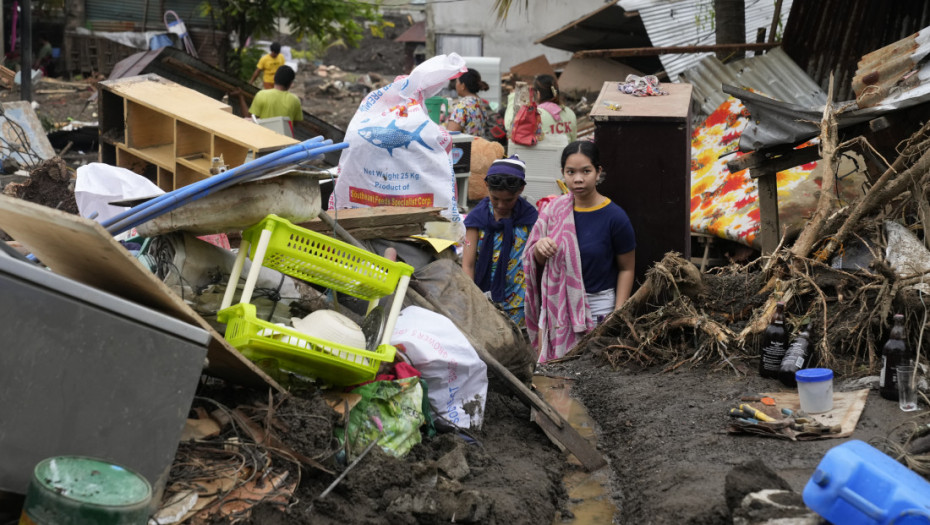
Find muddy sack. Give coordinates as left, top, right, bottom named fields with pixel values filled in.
left=410, top=259, right=536, bottom=382
left=392, top=306, right=488, bottom=430
left=329, top=54, right=467, bottom=242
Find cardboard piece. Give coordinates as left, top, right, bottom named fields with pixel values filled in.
left=0, top=194, right=280, bottom=390
left=557, top=58, right=643, bottom=99
left=509, top=54, right=556, bottom=81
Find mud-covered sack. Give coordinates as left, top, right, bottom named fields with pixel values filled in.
left=329, top=53, right=467, bottom=242
left=392, top=306, right=488, bottom=430
left=410, top=259, right=536, bottom=382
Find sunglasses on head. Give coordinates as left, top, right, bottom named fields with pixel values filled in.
left=485, top=174, right=525, bottom=192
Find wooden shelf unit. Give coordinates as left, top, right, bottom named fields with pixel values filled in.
left=99, top=74, right=299, bottom=191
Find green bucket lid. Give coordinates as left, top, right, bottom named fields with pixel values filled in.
left=33, top=456, right=152, bottom=507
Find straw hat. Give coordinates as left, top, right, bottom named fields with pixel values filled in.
left=291, top=310, right=366, bottom=349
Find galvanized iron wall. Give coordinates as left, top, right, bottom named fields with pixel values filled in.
left=87, top=0, right=212, bottom=29
left=620, top=0, right=794, bottom=81
left=783, top=0, right=930, bottom=102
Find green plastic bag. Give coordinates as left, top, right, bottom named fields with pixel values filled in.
left=337, top=376, right=426, bottom=459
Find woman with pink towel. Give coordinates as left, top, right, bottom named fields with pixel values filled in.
left=524, top=141, right=636, bottom=363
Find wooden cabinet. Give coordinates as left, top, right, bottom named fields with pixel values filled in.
left=592, top=81, right=693, bottom=287
left=99, top=74, right=298, bottom=191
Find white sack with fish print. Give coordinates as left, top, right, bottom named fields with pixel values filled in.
left=330, top=53, right=468, bottom=242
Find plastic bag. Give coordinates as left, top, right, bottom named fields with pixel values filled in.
left=75, top=163, right=164, bottom=225
left=510, top=88, right=540, bottom=146
left=329, top=54, right=468, bottom=242
left=337, top=376, right=425, bottom=459
left=391, top=305, right=489, bottom=429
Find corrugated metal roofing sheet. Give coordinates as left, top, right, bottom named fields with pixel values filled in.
left=87, top=0, right=212, bottom=27
left=620, top=0, right=792, bottom=80
left=783, top=0, right=930, bottom=102
left=852, top=25, right=930, bottom=108
left=682, top=47, right=826, bottom=119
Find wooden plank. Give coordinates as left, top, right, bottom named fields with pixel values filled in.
left=298, top=206, right=445, bottom=231
left=313, top=224, right=426, bottom=241
left=574, top=42, right=780, bottom=59
left=0, top=65, right=15, bottom=88
left=0, top=195, right=281, bottom=391
left=727, top=144, right=821, bottom=175
left=755, top=168, right=780, bottom=254
left=532, top=407, right=607, bottom=471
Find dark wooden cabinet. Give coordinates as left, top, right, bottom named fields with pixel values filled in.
left=592, top=82, right=693, bottom=287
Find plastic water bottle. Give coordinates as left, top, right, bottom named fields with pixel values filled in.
left=759, top=301, right=788, bottom=379
left=779, top=326, right=810, bottom=387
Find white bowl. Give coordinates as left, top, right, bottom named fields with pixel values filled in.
left=291, top=310, right=366, bottom=349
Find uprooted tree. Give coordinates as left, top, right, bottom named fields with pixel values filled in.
left=570, top=76, right=930, bottom=375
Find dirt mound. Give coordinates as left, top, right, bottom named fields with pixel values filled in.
left=322, top=14, right=412, bottom=75
left=179, top=385, right=565, bottom=525
left=2, top=157, right=77, bottom=214
left=1, top=157, right=77, bottom=242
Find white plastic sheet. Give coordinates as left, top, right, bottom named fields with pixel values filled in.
left=75, top=162, right=164, bottom=226
left=885, top=220, right=930, bottom=293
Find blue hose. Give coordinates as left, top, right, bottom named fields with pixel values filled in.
left=101, top=136, right=329, bottom=230
left=107, top=141, right=348, bottom=236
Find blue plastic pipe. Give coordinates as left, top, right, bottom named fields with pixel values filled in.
left=101, top=136, right=329, bottom=230
left=106, top=141, right=348, bottom=236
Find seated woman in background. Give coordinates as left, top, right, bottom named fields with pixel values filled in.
left=444, top=68, right=492, bottom=137
left=462, top=155, right=538, bottom=328
left=505, top=74, right=577, bottom=143
left=523, top=140, right=635, bottom=362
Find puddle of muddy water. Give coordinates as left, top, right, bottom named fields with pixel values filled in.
left=533, top=375, right=618, bottom=524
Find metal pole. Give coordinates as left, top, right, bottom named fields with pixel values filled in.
left=21, top=0, right=31, bottom=101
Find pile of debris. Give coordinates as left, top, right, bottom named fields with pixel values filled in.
left=0, top=64, right=596, bottom=525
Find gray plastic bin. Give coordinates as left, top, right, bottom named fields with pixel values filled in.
left=0, top=253, right=209, bottom=498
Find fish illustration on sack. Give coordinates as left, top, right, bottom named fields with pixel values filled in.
left=358, top=120, right=433, bottom=156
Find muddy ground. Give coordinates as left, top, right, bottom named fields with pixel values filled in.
left=554, top=358, right=912, bottom=523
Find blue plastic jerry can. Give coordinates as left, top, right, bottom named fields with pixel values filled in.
left=803, top=440, right=930, bottom=524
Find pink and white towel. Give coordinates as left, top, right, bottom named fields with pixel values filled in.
left=523, top=194, right=594, bottom=363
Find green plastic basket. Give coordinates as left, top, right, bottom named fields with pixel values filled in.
left=242, top=214, right=414, bottom=301
left=218, top=303, right=396, bottom=386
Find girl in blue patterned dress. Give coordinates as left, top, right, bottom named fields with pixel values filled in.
left=462, top=156, right=538, bottom=327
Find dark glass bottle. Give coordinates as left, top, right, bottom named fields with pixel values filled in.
left=759, top=301, right=788, bottom=378
left=880, top=314, right=912, bottom=400
left=779, top=327, right=810, bottom=386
